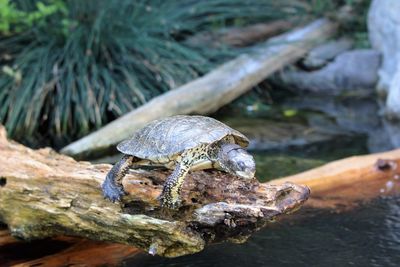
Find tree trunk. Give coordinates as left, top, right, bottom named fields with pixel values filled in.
left=0, top=126, right=309, bottom=258
left=61, top=18, right=338, bottom=159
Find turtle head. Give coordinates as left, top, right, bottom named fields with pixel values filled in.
left=218, top=143, right=256, bottom=179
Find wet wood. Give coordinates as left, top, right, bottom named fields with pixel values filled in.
left=2, top=127, right=400, bottom=264
left=0, top=230, right=139, bottom=267
left=5, top=149, right=400, bottom=265
left=11, top=240, right=139, bottom=267
left=186, top=20, right=294, bottom=47
left=0, top=126, right=309, bottom=258
left=0, top=229, right=17, bottom=246
left=61, top=18, right=337, bottom=159
left=269, top=149, right=400, bottom=209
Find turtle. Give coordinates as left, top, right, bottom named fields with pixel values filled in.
left=101, top=115, right=256, bottom=209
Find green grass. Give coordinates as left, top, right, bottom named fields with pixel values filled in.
left=0, top=0, right=311, bottom=147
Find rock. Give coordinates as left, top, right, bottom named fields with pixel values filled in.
left=368, top=0, right=400, bottom=91
left=284, top=95, right=389, bottom=152
left=368, top=0, right=400, bottom=119
left=302, top=38, right=354, bottom=69
left=386, top=64, right=400, bottom=117
left=285, top=95, right=381, bottom=133
left=279, top=50, right=381, bottom=95
left=383, top=120, right=400, bottom=148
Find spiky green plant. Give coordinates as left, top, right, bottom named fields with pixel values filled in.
left=0, top=0, right=308, bottom=147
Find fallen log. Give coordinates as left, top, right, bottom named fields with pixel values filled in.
left=0, top=126, right=309, bottom=258
left=2, top=128, right=400, bottom=264
left=186, top=20, right=294, bottom=48
left=61, top=18, right=337, bottom=159
left=269, top=148, right=400, bottom=210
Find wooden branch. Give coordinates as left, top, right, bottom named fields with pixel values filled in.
left=269, top=149, right=400, bottom=209
left=0, top=126, right=309, bottom=258
left=61, top=18, right=337, bottom=159
left=186, top=20, right=294, bottom=48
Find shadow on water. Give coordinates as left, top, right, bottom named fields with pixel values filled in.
left=124, top=196, right=400, bottom=267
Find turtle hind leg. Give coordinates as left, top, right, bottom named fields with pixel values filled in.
left=102, top=155, right=134, bottom=202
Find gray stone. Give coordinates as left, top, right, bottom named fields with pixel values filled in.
left=386, top=65, right=400, bottom=116
left=368, top=0, right=400, bottom=118
left=279, top=49, right=380, bottom=95
left=383, top=120, right=400, bottom=148
left=284, top=95, right=390, bottom=152
left=302, top=38, right=354, bottom=69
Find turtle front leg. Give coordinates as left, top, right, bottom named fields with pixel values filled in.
left=102, top=155, right=134, bottom=202
left=159, top=160, right=191, bottom=209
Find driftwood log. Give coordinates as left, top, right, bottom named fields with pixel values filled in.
left=3, top=146, right=400, bottom=265
left=186, top=20, right=294, bottom=48
left=61, top=18, right=337, bottom=159
left=0, top=126, right=309, bottom=258
left=270, top=148, right=400, bottom=210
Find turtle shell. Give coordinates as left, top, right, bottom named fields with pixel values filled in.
left=117, top=115, right=249, bottom=161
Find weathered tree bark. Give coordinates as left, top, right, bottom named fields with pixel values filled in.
left=186, top=20, right=294, bottom=48
left=0, top=126, right=309, bottom=258
left=61, top=18, right=337, bottom=159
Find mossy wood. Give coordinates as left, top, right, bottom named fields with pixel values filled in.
left=0, top=126, right=309, bottom=257
left=61, top=18, right=337, bottom=159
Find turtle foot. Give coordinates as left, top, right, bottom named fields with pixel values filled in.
left=158, top=194, right=182, bottom=210
left=102, top=181, right=126, bottom=203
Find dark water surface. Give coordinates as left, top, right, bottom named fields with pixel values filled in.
left=124, top=196, right=400, bottom=267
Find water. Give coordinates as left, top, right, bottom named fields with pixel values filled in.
left=253, top=134, right=368, bottom=181
left=124, top=196, right=400, bottom=267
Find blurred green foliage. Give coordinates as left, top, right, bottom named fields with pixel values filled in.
left=0, top=0, right=67, bottom=34
left=0, top=0, right=308, bottom=147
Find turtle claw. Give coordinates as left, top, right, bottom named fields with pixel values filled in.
left=102, top=181, right=126, bottom=203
